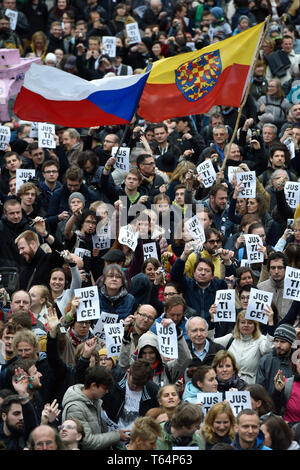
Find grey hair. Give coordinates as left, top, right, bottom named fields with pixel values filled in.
left=185, top=316, right=208, bottom=333
left=270, top=169, right=288, bottom=181
left=66, top=128, right=80, bottom=140
left=102, top=263, right=127, bottom=287
left=263, top=123, right=278, bottom=135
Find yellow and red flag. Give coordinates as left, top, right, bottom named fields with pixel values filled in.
left=138, top=22, right=264, bottom=122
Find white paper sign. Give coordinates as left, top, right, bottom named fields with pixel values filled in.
left=157, top=323, right=178, bottom=359
left=111, top=146, right=130, bottom=172
left=184, top=215, right=206, bottom=244
left=74, top=248, right=91, bottom=259
left=284, top=137, right=295, bottom=160
left=225, top=391, right=252, bottom=417
left=126, top=22, right=141, bottom=45
left=143, top=242, right=158, bottom=260
left=227, top=166, right=242, bottom=183
left=0, top=125, right=11, bottom=151
left=38, top=123, right=56, bottom=149
left=92, top=312, right=118, bottom=341
left=284, top=181, right=300, bottom=209
left=196, top=392, right=223, bottom=415
left=16, top=169, right=35, bottom=193
left=240, top=259, right=251, bottom=267
left=236, top=171, right=256, bottom=198
left=102, top=36, right=116, bottom=57
left=214, top=289, right=236, bottom=322
left=74, top=286, right=100, bottom=321
left=245, top=288, right=273, bottom=324
left=196, top=159, right=216, bottom=188
left=283, top=266, right=300, bottom=301
left=244, top=234, right=264, bottom=264
left=5, top=9, right=18, bottom=30
left=118, top=224, right=139, bottom=251
left=104, top=323, right=124, bottom=357
left=92, top=225, right=111, bottom=250
left=30, top=122, right=39, bottom=138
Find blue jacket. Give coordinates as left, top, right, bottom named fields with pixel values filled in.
left=150, top=313, right=190, bottom=346
left=99, top=286, right=135, bottom=321
left=231, top=430, right=272, bottom=450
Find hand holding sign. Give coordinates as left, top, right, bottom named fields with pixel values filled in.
left=214, top=289, right=236, bottom=322
left=74, top=286, right=100, bottom=321
left=157, top=321, right=178, bottom=359
left=236, top=171, right=256, bottom=198
left=245, top=288, right=273, bottom=324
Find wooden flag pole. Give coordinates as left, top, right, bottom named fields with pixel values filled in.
left=220, top=16, right=271, bottom=172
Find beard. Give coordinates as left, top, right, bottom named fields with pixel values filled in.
left=6, top=420, right=24, bottom=436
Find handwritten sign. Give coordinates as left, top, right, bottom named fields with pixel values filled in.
left=118, top=224, right=139, bottom=251
left=196, top=392, right=223, bottom=415
left=225, top=391, right=252, bottom=417
left=184, top=215, right=206, bottom=245
left=284, top=181, right=300, bottom=209
left=0, top=125, right=11, bottom=151
left=104, top=323, right=124, bottom=357
left=157, top=324, right=178, bottom=359
left=74, top=286, right=100, bottom=321
left=245, top=288, right=273, bottom=324
left=283, top=266, right=300, bottom=301
left=196, top=159, right=216, bottom=188
left=102, top=36, right=116, bottom=57
left=111, top=146, right=130, bottom=172
left=126, top=22, right=141, bottom=45
left=38, top=123, right=56, bottom=148
left=244, top=234, right=264, bottom=264
left=16, top=169, right=35, bottom=193
left=214, top=289, right=236, bottom=322
left=236, top=171, right=256, bottom=198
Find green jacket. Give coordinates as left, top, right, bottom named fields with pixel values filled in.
left=156, top=422, right=205, bottom=450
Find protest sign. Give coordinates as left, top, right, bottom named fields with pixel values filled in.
left=284, top=181, right=300, bottom=209
left=214, top=289, right=236, bottom=322
left=125, top=22, right=141, bottom=44
left=16, top=169, right=35, bottom=193
left=245, top=288, right=273, bottom=324
left=74, top=286, right=100, bottom=321
left=143, top=242, right=158, bottom=260
left=104, top=323, right=124, bottom=357
left=102, top=36, right=116, bottom=57
left=30, top=122, right=39, bottom=138
left=243, top=234, right=264, bottom=264
left=92, top=312, right=118, bottom=341
left=92, top=225, right=111, bottom=250
left=157, top=323, right=178, bottom=359
left=184, top=215, right=206, bottom=245
left=111, top=146, right=130, bottom=172
left=227, top=166, right=242, bottom=184
left=236, top=171, right=256, bottom=198
left=196, top=393, right=223, bottom=415
left=283, top=266, right=300, bottom=301
left=0, top=125, right=10, bottom=151
left=240, top=259, right=251, bottom=267
left=38, top=123, right=56, bottom=148
left=5, top=9, right=18, bottom=30
left=118, top=224, right=139, bottom=251
left=196, top=159, right=216, bottom=188
left=74, top=248, right=91, bottom=259
left=225, top=391, right=252, bottom=417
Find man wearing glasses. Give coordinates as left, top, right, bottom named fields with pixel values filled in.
left=39, top=160, right=62, bottom=215
left=119, top=304, right=157, bottom=370
left=136, top=153, right=165, bottom=202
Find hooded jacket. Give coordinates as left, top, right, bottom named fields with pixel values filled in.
left=256, top=348, right=294, bottom=396
left=156, top=420, right=205, bottom=450
left=231, top=430, right=271, bottom=450
left=62, top=383, right=121, bottom=450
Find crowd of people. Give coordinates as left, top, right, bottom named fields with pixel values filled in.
left=0, top=0, right=299, bottom=453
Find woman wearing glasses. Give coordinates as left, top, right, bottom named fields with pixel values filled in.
left=59, top=418, right=84, bottom=450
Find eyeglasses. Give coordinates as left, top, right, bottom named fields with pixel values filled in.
left=164, top=292, right=177, bottom=297
left=137, top=312, right=155, bottom=321
left=106, top=273, right=122, bottom=279
left=99, top=384, right=108, bottom=391
left=207, top=239, right=220, bottom=244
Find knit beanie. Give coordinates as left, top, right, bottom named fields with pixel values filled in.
left=98, top=347, right=117, bottom=367
left=210, top=7, right=224, bottom=20
left=68, top=192, right=85, bottom=206
left=274, top=324, right=296, bottom=344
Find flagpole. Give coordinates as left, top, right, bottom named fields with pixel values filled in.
left=220, top=16, right=271, bottom=172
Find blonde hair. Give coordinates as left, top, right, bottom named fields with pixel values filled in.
left=30, top=285, right=52, bottom=308
left=169, top=160, right=195, bottom=183
left=233, top=310, right=261, bottom=340
left=12, top=329, right=40, bottom=355
left=17, top=181, right=40, bottom=198
left=15, top=230, right=40, bottom=247
left=201, top=402, right=236, bottom=444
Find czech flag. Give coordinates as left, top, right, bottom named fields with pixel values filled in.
left=138, top=22, right=265, bottom=122
left=13, top=63, right=150, bottom=127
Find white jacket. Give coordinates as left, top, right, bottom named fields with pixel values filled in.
left=213, top=333, right=274, bottom=384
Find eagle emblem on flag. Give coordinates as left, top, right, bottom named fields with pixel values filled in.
left=175, top=50, right=222, bottom=102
